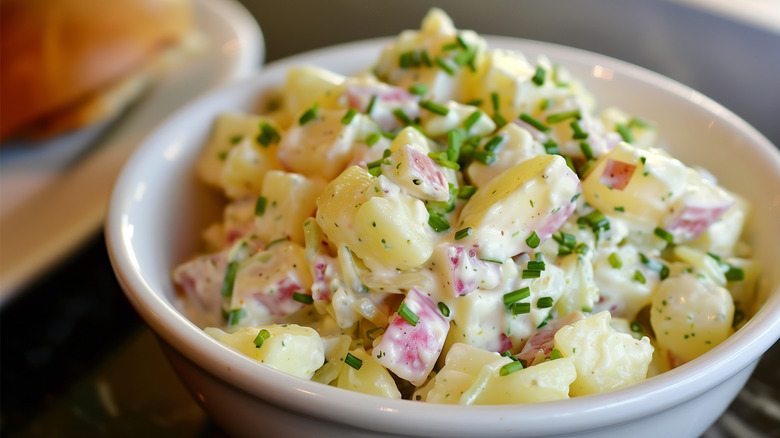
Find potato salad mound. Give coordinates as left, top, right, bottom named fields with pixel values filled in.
left=172, top=9, right=759, bottom=403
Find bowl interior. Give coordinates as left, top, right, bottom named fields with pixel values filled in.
left=107, top=36, right=780, bottom=436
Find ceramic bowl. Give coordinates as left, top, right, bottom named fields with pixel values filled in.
left=106, top=37, right=780, bottom=438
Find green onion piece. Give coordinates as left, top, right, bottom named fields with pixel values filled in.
left=341, top=108, right=358, bottom=125
left=531, top=66, right=546, bottom=86
left=614, top=206, right=625, bottom=212
left=537, top=297, right=554, bottom=308
left=492, top=113, right=507, bottom=129
left=473, top=149, right=496, bottom=165
left=519, top=113, right=550, bottom=132
left=546, top=109, right=581, bottom=124
left=409, top=84, right=429, bottom=95
left=365, top=95, right=378, bottom=115
left=616, top=123, right=634, bottom=143
left=483, top=136, right=504, bottom=152
left=630, top=321, right=644, bottom=335
left=639, top=253, right=670, bottom=280
left=579, top=141, right=594, bottom=160
left=453, top=46, right=477, bottom=67
left=365, top=132, right=381, bottom=146
left=292, top=291, right=314, bottom=304
left=256, top=122, right=280, bottom=146
left=366, top=327, right=385, bottom=341
left=345, top=352, right=363, bottom=370
left=226, top=308, right=247, bottom=327
left=442, top=42, right=460, bottom=51
left=633, top=269, right=647, bottom=284
left=420, top=100, right=449, bottom=116
left=454, top=227, right=473, bottom=240
left=654, top=227, right=674, bottom=244
left=553, top=231, right=577, bottom=250
left=253, top=329, right=271, bottom=348
left=432, top=157, right=460, bottom=170
left=725, top=266, right=745, bottom=282
left=466, top=99, right=483, bottom=107
left=398, top=302, right=419, bottom=326
left=501, top=350, right=520, bottom=362
left=437, top=302, right=450, bottom=317
left=255, top=196, right=268, bottom=216
left=393, top=108, right=413, bottom=126
left=527, top=260, right=546, bottom=271
left=608, top=252, right=623, bottom=269
left=543, top=139, right=561, bottom=155
left=427, top=208, right=450, bottom=232
left=221, top=261, right=239, bottom=298
left=456, top=34, right=469, bottom=49
left=446, top=128, right=465, bottom=161
left=499, top=361, right=524, bottom=376
left=570, top=120, right=589, bottom=139
left=435, top=56, right=456, bottom=76
left=298, top=103, right=319, bottom=125
left=503, top=287, right=531, bottom=306
left=266, top=236, right=289, bottom=248
left=522, top=269, right=541, bottom=279
left=368, top=166, right=382, bottom=176
left=574, top=243, right=589, bottom=255
left=510, top=302, right=531, bottom=315
left=491, top=92, right=500, bottom=112
left=420, top=50, right=433, bottom=67
left=230, top=135, right=243, bottom=144
left=463, top=111, right=482, bottom=130
left=539, top=98, right=554, bottom=111
left=457, top=185, right=477, bottom=199
left=578, top=209, right=609, bottom=231
left=629, top=117, right=653, bottom=129
left=525, top=231, right=540, bottom=248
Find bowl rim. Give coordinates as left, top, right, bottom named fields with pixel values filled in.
left=106, top=36, right=780, bottom=436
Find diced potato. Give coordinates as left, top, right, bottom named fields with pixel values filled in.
left=254, top=170, right=326, bottom=245
left=425, top=343, right=509, bottom=404
left=422, top=101, right=495, bottom=138
left=458, top=154, right=580, bottom=261
left=554, top=311, right=653, bottom=396
left=650, top=274, right=734, bottom=367
left=463, top=356, right=576, bottom=405
left=315, top=166, right=373, bottom=249
left=283, top=65, right=346, bottom=122
left=205, top=324, right=325, bottom=380
left=466, top=124, right=544, bottom=188
left=336, top=348, right=402, bottom=399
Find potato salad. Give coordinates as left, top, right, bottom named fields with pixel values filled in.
left=172, top=9, right=759, bottom=403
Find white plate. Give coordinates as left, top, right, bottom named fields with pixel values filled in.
left=0, top=0, right=264, bottom=305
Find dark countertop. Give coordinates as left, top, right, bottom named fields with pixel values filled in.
left=2, top=1, right=779, bottom=436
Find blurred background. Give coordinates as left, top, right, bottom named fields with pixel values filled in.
left=1, top=0, right=778, bottom=437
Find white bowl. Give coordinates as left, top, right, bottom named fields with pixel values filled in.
left=106, top=37, right=780, bottom=438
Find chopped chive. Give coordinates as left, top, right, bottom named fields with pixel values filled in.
left=570, top=120, right=589, bottom=139
left=456, top=34, right=469, bottom=49
left=608, top=252, right=623, bottom=269
left=432, top=157, right=460, bottom=170
left=501, top=350, right=520, bottom=362
left=511, top=302, right=531, bottom=315
left=654, top=227, right=674, bottom=244
left=457, top=185, right=477, bottom=199
left=435, top=56, right=456, bottom=76
left=255, top=196, right=268, bottom=216
left=491, top=93, right=500, bottom=111
left=427, top=208, right=450, bottom=232
left=578, top=209, right=609, bottom=232
left=393, top=108, right=413, bottom=126
left=453, top=45, right=476, bottom=66
left=553, top=231, right=577, bottom=250
left=527, top=260, right=546, bottom=271
left=341, top=108, right=358, bottom=125
left=345, top=352, right=363, bottom=370
left=420, top=49, right=432, bottom=67
left=226, top=308, right=247, bottom=327
left=543, top=139, right=560, bottom=155
left=725, top=266, right=745, bottom=282
left=539, top=98, right=554, bottom=111
left=221, top=261, right=239, bottom=298
left=571, top=192, right=581, bottom=203
left=447, top=128, right=465, bottom=161
left=483, top=136, right=504, bottom=152
left=398, top=302, right=419, bottom=326
left=639, top=252, right=670, bottom=280
left=466, top=99, right=483, bottom=107
left=616, top=123, right=634, bottom=143
left=580, top=141, right=593, bottom=160
left=229, top=135, right=243, bottom=144
left=630, top=321, right=644, bottom=336
left=253, top=329, right=271, bottom=348
left=519, top=113, right=550, bottom=132
left=292, top=291, right=314, bottom=304
left=531, top=66, right=546, bottom=86
left=633, top=269, right=647, bottom=284
left=629, top=117, right=653, bottom=129
left=463, top=111, right=483, bottom=130
left=526, top=231, right=541, bottom=248
left=366, top=327, right=385, bottom=341
left=454, top=227, right=473, bottom=240
left=266, top=236, right=289, bottom=248
left=420, top=100, right=449, bottom=116
left=614, top=206, right=625, bottom=212
left=574, top=243, right=589, bottom=255
left=365, top=132, right=381, bottom=146
left=298, top=103, right=319, bottom=125
left=537, top=297, right=554, bottom=308
left=256, top=122, right=280, bottom=146
left=546, top=109, right=581, bottom=124
left=442, top=42, right=460, bottom=51
left=499, top=361, right=524, bottom=376
left=438, top=302, right=451, bottom=317
left=492, top=113, right=507, bottom=128
left=503, top=287, right=531, bottom=306
left=522, top=269, right=541, bottom=279
left=549, top=348, right=563, bottom=359
left=473, top=149, right=496, bottom=165
left=365, top=95, right=377, bottom=115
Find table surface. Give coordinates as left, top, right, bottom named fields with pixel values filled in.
left=2, top=1, right=779, bottom=436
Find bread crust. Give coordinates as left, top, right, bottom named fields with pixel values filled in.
left=0, top=0, right=194, bottom=141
